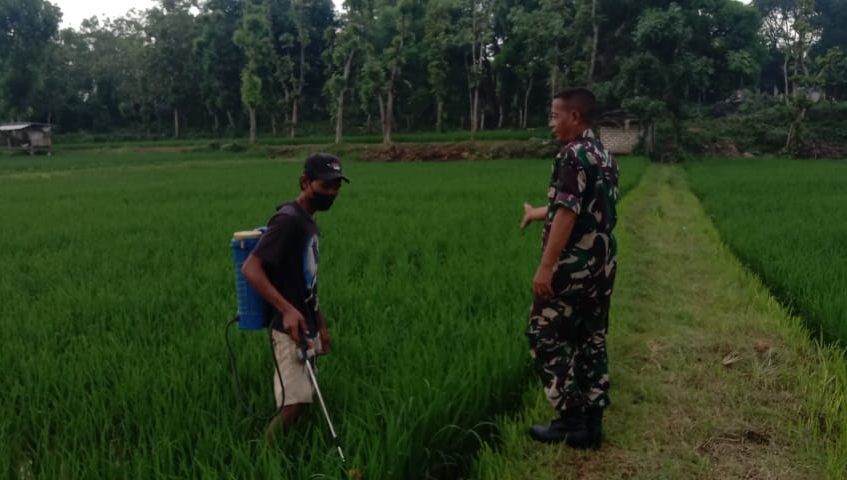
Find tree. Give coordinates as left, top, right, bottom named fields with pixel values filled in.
left=323, top=3, right=363, bottom=144
left=0, top=0, right=61, bottom=120
left=32, top=29, right=76, bottom=126
left=196, top=0, right=245, bottom=135
left=756, top=0, right=819, bottom=150
left=616, top=3, right=705, bottom=159
left=276, top=0, right=311, bottom=137
left=457, top=0, right=495, bottom=136
left=695, top=0, right=766, bottom=97
left=424, top=0, right=452, bottom=132
left=812, top=0, right=847, bottom=96
left=234, top=0, right=276, bottom=144
left=356, top=0, right=417, bottom=144
left=811, top=0, right=847, bottom=57
left=145, top=0, right=202, bottom=138
left=756, top=0, right=820, bottom=100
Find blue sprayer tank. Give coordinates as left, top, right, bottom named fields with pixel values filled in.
left=231, top=228, right=269, bottom=330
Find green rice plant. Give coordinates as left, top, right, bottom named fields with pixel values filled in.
left=0, top=153, right=647, bottom=479
left=686, top=158, right=847, bottom=345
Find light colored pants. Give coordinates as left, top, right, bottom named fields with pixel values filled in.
left=271, top=329, right=323, bottom=407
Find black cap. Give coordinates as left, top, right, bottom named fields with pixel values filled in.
left=303, top=153, right=350, bottom=183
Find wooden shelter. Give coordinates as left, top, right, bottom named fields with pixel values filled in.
left=0, top=123, right=53, bottom=155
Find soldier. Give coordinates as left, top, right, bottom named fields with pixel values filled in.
left=520, top=87, right=619, bottom=449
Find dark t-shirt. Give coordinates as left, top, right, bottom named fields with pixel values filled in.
left=250, top=200, right=320, bottom=336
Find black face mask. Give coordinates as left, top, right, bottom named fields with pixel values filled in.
left=311, top=191, right=336, bottom=211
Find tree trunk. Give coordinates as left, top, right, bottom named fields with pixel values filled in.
left=467, top=42, right=478, bottom=136
left=334, top=51, right=355, bottom=144
left=550, top=65, right=558, bottom=98
left=272, top=116, right=277, bottom=136
left=382, top=57, right=401, bottom=144
left=436, top=97, right=444, bottom=133
left=290, top=101, right=298, bottom=138
left=471, top=86, right=479, bottom=138
left=783, top=56, right=789, bottom=105
left=377, top=95, right=388, bottom=144
left=645, top=122, right=655, bottom=157
left=249, top=107, right=257, bottom=145
left=383, top=89, right=394, bottom=144
left=173, top=108, right=179, bottom=138
left=335, top=91, right=345, bottom=144
left=792, top=55, right=799, bottom=98
left=226, top=110, right=236, bottom=130
left=468, top=21, right=478, bottom=137
left=588, top=0, right=599, bottom=87
left=498, top=104, right=504, bottom=129
left=785, top=106, right=806, bottom=153
left=523, top=77, right=533, bottom=129
left=213, top=113, right=220, bottom=136
left=291, top=37, right=306, bottom=139
left=468, top=81, right=475, bottom=134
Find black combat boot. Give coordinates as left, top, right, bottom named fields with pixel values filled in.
left=529, top=407, right=588, bottom=446
left=584, top=406, right=604, bottom=450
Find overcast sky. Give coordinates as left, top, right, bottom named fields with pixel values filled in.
left=53, top=0, right=748, bottom=30
left=53, top=0, right=347, bottom=29
left=54, top=0, right=155, bottom=29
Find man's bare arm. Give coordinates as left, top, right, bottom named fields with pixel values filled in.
left=533, top=207, right=577, bottom=299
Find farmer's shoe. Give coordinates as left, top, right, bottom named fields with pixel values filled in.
left=584, top=406, right=604, bottom=450
left=529, top=408, right=587, bottom=446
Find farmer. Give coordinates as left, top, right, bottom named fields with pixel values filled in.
left=519, top=87, right=619, bottom=449
left=241, top=152, right=349, bottom=441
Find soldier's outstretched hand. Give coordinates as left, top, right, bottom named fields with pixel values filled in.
left=521, top=202, right=535, bottom=229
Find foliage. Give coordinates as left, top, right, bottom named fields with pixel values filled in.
left=0, top=0, right=60, bottom=119
left=2, top=0, right=846, bottom=154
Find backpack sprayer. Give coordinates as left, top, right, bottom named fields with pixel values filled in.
left=225, top=227, right=354, bottom=475
left=224, top=227, right=284, bottom=420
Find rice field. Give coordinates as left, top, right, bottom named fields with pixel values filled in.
left=686, top=158, right=847, bottom=345
left=1, top=152, right=647, bottom=479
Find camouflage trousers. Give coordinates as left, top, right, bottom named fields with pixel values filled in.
left=527, top=294, right=610, bottom=412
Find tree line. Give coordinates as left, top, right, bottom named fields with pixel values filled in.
left=1, top=0, right=846, bottom=146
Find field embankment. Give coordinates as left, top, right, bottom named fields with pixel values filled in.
left=470, top=164, right=847, bottom=480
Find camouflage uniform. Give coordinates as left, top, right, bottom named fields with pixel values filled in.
left=527, top=128, right=619, bottom=413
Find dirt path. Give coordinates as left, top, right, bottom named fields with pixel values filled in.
left=470, top=164, right=844, bottom=479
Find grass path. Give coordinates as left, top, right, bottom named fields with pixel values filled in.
left=470, top=164, right=847, bottom=479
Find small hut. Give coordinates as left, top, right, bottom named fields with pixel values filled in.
left=0, top=123, right=53, bottom=155
left=596, top=111, right=641, bottom=155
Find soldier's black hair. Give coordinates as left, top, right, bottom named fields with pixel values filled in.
left=553, top=87, right=597, bottom=125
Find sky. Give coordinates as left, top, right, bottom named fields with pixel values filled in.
left=54, top=0, right=748, bottom=30
left=54, top=0, right=156, bottom=29
left=53, top=0, right=345, bottom=30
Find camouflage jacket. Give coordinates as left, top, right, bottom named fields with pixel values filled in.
left=542, top=128, right=619, bottom=296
